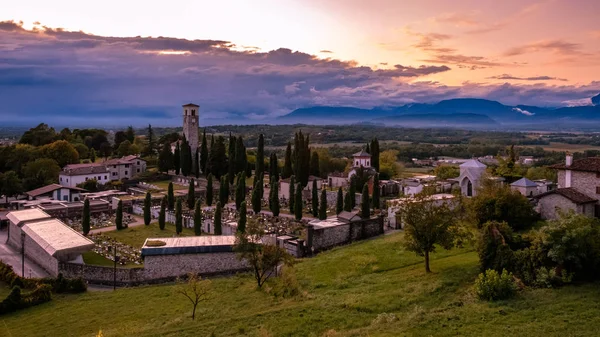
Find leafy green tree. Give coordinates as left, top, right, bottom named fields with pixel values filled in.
left=336, top=187, right=344, bottom=214
left=289, top=175, right=295, bottom=213
left=400, top=192, right=460, bottom=273
left=238, top=201, right=247, bottom=233
left=311, top=180, right=318, bottom=217
left=372, top=173, right=380, bottom=210
left=319, top=189, right=328, bottom=220
left=251, top=179, right=262, bottom=214
left=214, top=202, right=223, bottom=235
left=200, top=129, right=209, bottom=174
left=344, top=191, right=352, bottom=212
left=270, top=180, right=280, bottom=217
left=40, top=140, right=79, bottom=167
left=194, top=199, right=202, bottom=235
left=187, top=178, right=196, bottom=209
left=125, top=126, right=135, bottom=143
left=82, top=199, right=91, bottom=235
left=433, top=165, right=460, bottom=180
left=77, top=179, right=100, bottom=193
left=144, top=192, right=152, bottom=226
left=158, top=143, right=174, bottom=173
left=73, top=143, right=89, bottom=160
left=167, top=182, right=175, bottom=210
left=294, top=184, right=303, bottom=221
left=115, top=200, right=124, bottom=230
left=282, top=142, right=293, bottom=179
left=116, top=140, right=138, bottom=157
left=23, top=158, right=60, bottom=190
left=361, top=184, right=370, bottom=218
left=310, top=151, right=320, bottom=177
left=90, top=148, right=97, bottom=163
left=255, top=134, right=265, bottom=178
left=206, top=174, right=213, bottom=206
left=1, top=171, right=22, bottom=204
left=235, top=172, right=246, bottom=209
left=175, top=199, right=183, bottom=234
left=159, top=196, right=167, bottom=230
left=19, top=123, right=57, bottom=146
left=174, top=141, right=181, bottom=175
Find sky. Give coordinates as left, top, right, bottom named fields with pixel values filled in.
left=1, top=0, right=599, bottom=126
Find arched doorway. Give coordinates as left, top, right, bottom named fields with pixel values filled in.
left=467, top=180, right=473, bottom=197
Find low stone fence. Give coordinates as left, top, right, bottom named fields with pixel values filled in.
left=307, top=216, right=384, bottom=253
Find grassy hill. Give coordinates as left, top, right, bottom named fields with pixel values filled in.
left=2, top=232, right=600, bottom=336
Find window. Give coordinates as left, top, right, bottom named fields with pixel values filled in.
left=85, top=177, right=88, bottom=181
left=60, top=177, right=62, bottom=182
left=137, top=161, right=140, bottom=165
left=125, top=171, right=128, bottom=175
left=596, top=186, right=600, bottom=194
left=105, top=176, right=108, bottom=180
left=113, top=165, right=117, bottom=168
left=597, top=172, right=600, bottom=178
left=125, top=164, right=129, bottom=168
left=98, top=176, right=101, bottom=180
left=66, top=179, right=69, bottom=183
left=137, top=169, right=140, bottom=173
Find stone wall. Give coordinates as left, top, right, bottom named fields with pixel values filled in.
left=564, top=171, right=600, bottom=201
left=537, top=193, right=577, bottom=220
left=307, top=216, right=384, bottom=253
left=58, top=263, right=145, bottom=286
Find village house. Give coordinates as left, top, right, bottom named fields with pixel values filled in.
left=510, top=177, right=539, bottom=197
left=103, top=155, right=147, bottom=181
left=59, top=155, right=146, bottom=188
left=326, top=149, right=377, bottom=189
left=25, top=184, right=86, bottom=202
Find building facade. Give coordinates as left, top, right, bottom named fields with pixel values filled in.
left=182, top=103, right=200, bottom=156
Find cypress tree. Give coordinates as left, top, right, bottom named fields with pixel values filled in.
left=219, top=175, right=228, bottom=205
left=282, top=142, right=293, bottom=178
left=336, top=187, right=344, bottom=214
left=371, top=138, right=380, bottom=172
left=289, top=175, right=295, bottom=213
left=159, top=196, right=166, bottom=230
left=271, top=180, right=280, bottom=216
left=365, top=142, right=371, bottom=154
left=181, top=136, right=192, bottom=177
left=194, top=149, right=200, bottom=178
left=146, top=124, right=155, bottom=157
left=90, top=148, right=96, bottom=163
left=310, top=151, right=320, bottom=177
left=116, top=200, right=124, bottom=230
left=194, top=199, right=202, bottom=235
left=344, top=191, right=352, bottom=212
left=235, top=172, right=246, bottom=209
left=187, top=178, right=195, bottom=209
left=238, top=201, right=247, bottom=233
left=319, top=189, right=327, bottom=220
left=256, top=134, right=265, bottom=178
left=200, top=129, right=208, bottom=174
left=235, top=136, right=247, bottom=176
left=167, top=182, right=175, bottom=210
left=252, top=179, right=261, bottom=214
left=174, top=141, right=181, bottom=175
left=361, top=184, right=370, bottom=219
left=206, top=174, right=213, bottom=206
left=144, top=192, right=151, bottom=226
left=158, top=142, right=174, bottom=173
left=372, top=173, right=380, bottom=210
left=82, top=198, right=90, bottom=235
left=186, top=137, right=193, bottom=176
left=228, top=133, right=236, bottom=184
left=294, top=183, right=303, bottom=221
left=208, top=136, right=227, bottom=179
left=311, top=179, right=318, bottom=217
left=175, top=199, right=183, bottom=234
left=349, top=176, right=357, bottom=208
left=214, top=202, right=222, bottom=235
left=269, top=152, right=279, bottom=181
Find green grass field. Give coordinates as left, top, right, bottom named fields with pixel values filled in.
left=537, top=142, right=600, bottom=153
left=2, top=232, right=600, bottom=336
left=153, top=180, right=187, bottom=191
left=102, top=223, right=197, bottom=249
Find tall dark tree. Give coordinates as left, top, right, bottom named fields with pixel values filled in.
left=228, top=133, right=236, bottom=185
left=255, top=134, right=265, bottom=178
left=269, top=152, right=279, bottom=181
left=125, top=126, right=135, bottom=143
left=282, top=142, right=293, bottom=179
left=206, top=174, right=214, bottom=206
left=159, top=196, right=167, bottom=230
left=181, top=136, right=193, bottom=177
left=175, top=199, right=183, bottom=235
left=336, top=187, right=344, bottom=215
left=144, top=192, right=152, bottom=226
left=208, top=136, right=227, bottom=179
left=194, top=199, right=202, bottom=236
left=82, top=198, right=90, bottom=235
left=349, top=176, right=357, bottom=208
left=200, top=129, right=209, bottom=174
left=235, top=136, right=248, bottom=176
left=194, top=149, right=200, bottom=178
left=294, top=183, right=303, bottom=221
left=365, top=142, right=371, bottom=154
left=168, top=182, right=175, bottom=210
left=187, top=179, right=196, bottom=209
left=238, top=201, right=247, bottom=233
left=90, top=148, right=97, bottom=163
left=235, top=172, right=246, bottom=209
left=361, top=184, right=370, bottom=219
left=319, top=189, right=328, bottom=220
left=370, top=138, right=380, bottom=172
left=289, top=175, right=296, bottom=213
left=219, top=175, right=229, bottom=205
left=310, top=151, right=320, bottom=177
left=344, top=191, right=352, bottom=212
left=311, top=180, right=319, bottom=217
left=372, top=173, right=380, bottom=210
left=115, top=200, right=124, bottom=230
left=252, top=179, right=262, bottom=214
left=270, top=180, right=280, bottom=217
left=174, top=141, right=181, bottom=175
left=145, top=124, right=155, bottom=157
left=114, top=131, right=128, bottom=151
left=158, top=143, right=174, bottom=173
left=214, top=202, right=223, bottom=235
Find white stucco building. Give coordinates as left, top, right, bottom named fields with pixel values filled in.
left=59, top=164, right=110, bottom=188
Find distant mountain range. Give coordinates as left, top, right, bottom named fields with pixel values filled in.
left=277, top=95, right=600, bottom=129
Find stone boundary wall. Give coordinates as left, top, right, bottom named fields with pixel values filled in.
left=307, top=216, right=384, bottom=253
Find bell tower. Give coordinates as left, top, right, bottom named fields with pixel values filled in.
left=182, top=103, right=200, bottom=155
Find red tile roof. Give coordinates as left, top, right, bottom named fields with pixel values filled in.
left=550, top=157, right=600, bottom=173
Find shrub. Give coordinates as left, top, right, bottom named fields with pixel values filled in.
left=474, top=269, right=517, bottom=301
left=146, top=240, right=167, bottom=247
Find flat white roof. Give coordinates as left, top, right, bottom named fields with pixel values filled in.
left=6, top=209, right=51, bottom=226
left=22, top=219, right=94, bottom=257
left=387, top=193, right=455, bottom=206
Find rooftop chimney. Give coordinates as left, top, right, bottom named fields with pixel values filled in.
left=566, top=152, right=573, bottom=167
left=565, top=152, right=572, bottom=188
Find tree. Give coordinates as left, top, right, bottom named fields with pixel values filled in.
left=269, top=152, right=279, bottom=182
left=294, top=184, right=303, bottom=221
left=187, top=179, right=195, bottom=209
left=433, top=165, right=460, bottom=180
left=90, top=148, right=97, bottom=163
left=349, top=177, right=357, bottom=208
left=116, top=140, right=137, bottom=157
left=208, top=136, right=227, bottom=179
left=319, top=189, right=328, bottom=220
left=19, top=123, right=57, bottom=146
left=159, top=196, right=167, bottom=230
left=115, top=200, right=124, bottom=230
left=125, top=126, right=135, bottom=143
left=361, top=184, right=370, bottom=218
left=344, top=191, right=352, bottom=212
left=167, top=182, right=175, bottom=210
left=23, top=158, right=61, bottom=190
left=336, top=187, right=344, bottom=214
left=194, top=199, right=202, bottom=235
left=311, top=180, right=318, bottom=217
left=174, top=141, right=181, bottom=175
left=370, top=138, right=380, bottom=172
left=282, top=142, right=293, bottom=179
left=289, top=175, right=296, bottom=213
left=180, top=136, right=192, bottom=177
left=1, top=171, right=23, bottom=204
left=227, top=133, right=236, bottom=184
left=206, top=174, right=213, bottom=206
left=219, top=175, right=229, bottom=205
left=175, top=199, right=183, bottom=234
left=175, top=273, right=211, bottom=320
left=310, top=151, right=320, bottom=177
left=114, top=131, right=128, bottom=151
left=145, top=124, right=155, bottom=157
left=194, top=149, right=200, bottom=178
left=372, top=173, right=380, bottom=210
left=238, top=201, right=247, bottom=233
left=82, top=199, right=91, bottom=235
left=158, top=143, right=174, bottom=173
left=40, top=140, right=79, bottom=167
left=270, top=180, right=280, bottom=216
left=234, top=220, right=293, bottom=288
left=144, top=192, right=152, bottom=226
left=73, top=143, right=89, bottom=160
left=214, top=202, right=223, bottom=235
left=400, top=193, right=460, bottom=273
left=235, top=137, right=248, bottom=176
left=255, top=134, right=265, bottom=178
left=235, top=172, right=246, bottom=209
left=251, top=180, right=262, bottom=214
left=200, top=129, right=209, bottom=174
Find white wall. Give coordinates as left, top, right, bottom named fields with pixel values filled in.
left=59, top=173, right=110, bottom=188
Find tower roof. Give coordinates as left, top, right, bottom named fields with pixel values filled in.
left=353, top=150, right=371, bottom=157
left=510, top=177, right=537, bottom=188
left=460, top=159, right=486, bottom=168
left=182, top=103, right=199, bottom=107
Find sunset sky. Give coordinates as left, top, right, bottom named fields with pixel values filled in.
left=1, top=0, right=599, bottom=126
